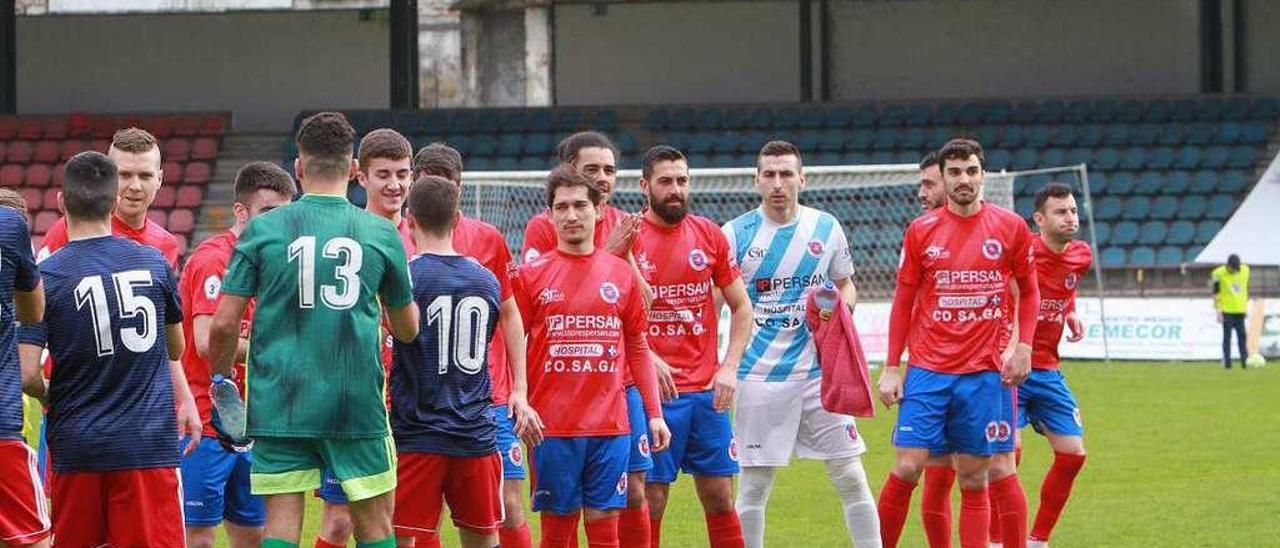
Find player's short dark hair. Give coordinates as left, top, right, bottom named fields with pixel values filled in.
left=0, top=188, right=28, bottom=218
left=295, top=112, right=356, bottom=180
left=758, top=140, right=803, bottom=169
left=937, top=138, right=985, bottom=171
left=413, top=143, right=464, bottom=182
left=919, top=151, right=940, bottom=170
left=545, top=163, right=602, bottom=209
left=407, top=175, right=459, bottom=237
left=110, top=127, right=159, bottom=155
left=357, top=128, right=412, bottom=171
left=1227, top=253, right=1241, bottom=271
left=234, top=161, right=297, bottom=204
left=641, top=145, right=686, bottom=180
left=557, top=131, right=618, bottom=165
left=1033, top=182, right=1075, bottom=212
left=63, top=151, right=118, bottom=220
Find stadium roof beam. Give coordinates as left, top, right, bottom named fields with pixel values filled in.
left=390, top=0, right=420, bottom=108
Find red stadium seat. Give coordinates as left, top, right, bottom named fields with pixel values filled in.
left=161, top=162, right=183, bottom=185
left=25, top=164, right=52, bottom=187
left=152, top=185, right=176, bottom=209
left=67, top=113, right=92, bottom=138
left=42, top=188, right=59, bottom=211
left=59, top=140, right=83, bottom=162
left=0, top=117, right=17, bottom=140
left=0, top=165, right=22, bottom=187
left=174, top=234, right=189, bottom=257
left=91, top=116, right=116, bottom=139
left=17, top=119, right=42, bottom=140
left=191, top=138, right=218, bottom=160
left=90, top=139, right=109, bottom=153
left=175, top=185, right=203, bottom=208
left=43, top=117, right=68, bottom=140
left=146, top=116, right=175, bottom=138
left=146, top=210, right=167, bottom=227
left=162, top=139, right=191, bottom=162
left=7, top=142, right=32, bottom=164
left=0, top=142, right=6, bottom=163
left=174, top=115, right=200, bottom=137
left=34, top=211, right=58, bottom=234
left=33, top=141, right=60, bottom=164
left=198, top=115, right=226, bottom=136
left=167, top=208, right=195, bottom=234
left=184, top=163, right=211, bottom=185
left=51, top=163, right=64, bottom=187
left=20, top=188, right=41, bottom=212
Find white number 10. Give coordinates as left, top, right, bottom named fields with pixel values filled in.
left=426, top=295, right=490, bottom=375
left=287, top=236, right=363, bottom=310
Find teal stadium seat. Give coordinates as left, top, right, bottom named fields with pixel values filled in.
left=1173, top=146, right=1201, bottom=169
left=1195, top=220, right=1223, bottom=245
left=1197, top=98, right=1224, bottom=121
left=1111, top=221, right=1139, bottom=245
left=1103, top=125, right=1130, bottom=146
left=847, top=130, right=874, bottom=151
left=1154, top=124, right=1181, bottom=146
left=1166, top=221, right=1195, bottom=245
left=1078, top=125, right=1104, bottom=147
left=1240, top=122, right=1269, bottom=145
left=1012, top=148, right=1038, bottom=169
left=985, top=101, right=1013, bottom=124
left=1223, top=98, right=1250, bottom=120
left=1146, top=147, right=1174, bottom=169
left=1026, top=125, right=1052, bottom=148
left=1165, top=172, right=1191, bottom=194
left=1250, top=97, right=1279, bottom=119
left=1227, top=146, right=1257, bottom=168
left=1156, top=246, right=1184, bottom=266
left=958, top=102, right=984, bottom=126
left=1108, top=172, right=1136, bottom=195
left=906, top=104, right=932, bottom=126
left=1116, top=100, right=1145, bottom=123
left=1205, top=194, right=1235, bottom=219
left=900, top=128, right=926, bottom=150
left=1038, top=100, right=1065, bottom=123
left=1145, top=100, right=1172, bottom=123
left=1184, top=123, right=1213, bottom=146
left=1121, top=196, right=1151, bottom=220
left=1094, top=147, right=1121, bottom=169
left=1120, top=147, right=1148, bottom=170
left=1221, top=170, right=1249, bottom=194
left=1095, top=196, right=1123, bottom=220
left=1000, top=126, right=1027, bottom=148
left=721, top=108, right=749, bottom=130
left=1150, top=195, right=1178, bottom=219
left=1041, top=148, right=1067, bottom=166
left=1065, top=100, right=1092, bottom=123
left=1067, top=147, right=1092, bottom=165
left=528, top=110, right=554, bottom=133
left=476, top=110, right=502, bottom=133
left=1129, top=247, right=1156, bottom=267
left=1100, top=247, right=1127, bottom=268
left=1050, top=126, right=1077, bottom=147
left=986, top=149, right=1011, bottom=171
left=1086, top=173, right=1108, bottom=196
left=747, top=108, right=772, bottom=130
left=933, top=103, right=960, bottom=125
left=853, top=105, right=878, bottom=127
left=799, top=107, right=825, bottom=130
left=647, top=109, right=671, bottom=131
left=1171, top=99, right=1197, bottom=122
left=1011, top=101, right=1038, bottom=124
left=1092, top=222, right=1112, bottom=245
left=1177, top=195, right=1207, bottom=220
left=1091, top=99, right=1118, bottom=123
left=1202, top=146, right=1230, bottom=169
left=880, top=104, right=907, bottom=126
left=1137, top=221, right=1168, bottom=245
left=1213, top=123, right=1241, bottom=145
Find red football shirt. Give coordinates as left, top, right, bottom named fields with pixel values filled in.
left=634, top=215, right=741, bottom=392
left=894, top=204, right=1035, bottom=374
left=452, top=214, right=516, bottom=404
left=178, top=231, right=254, bottom=438
left=520, top=204, right=628, bottom=264
left=1031, top=237, right=1092, bottom=369
left=39, top=214, right=180, bottom=268
left=514, top=249, right=660, bottom=437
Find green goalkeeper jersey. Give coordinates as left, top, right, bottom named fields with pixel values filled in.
left=222, top=194, right=413, bottom=439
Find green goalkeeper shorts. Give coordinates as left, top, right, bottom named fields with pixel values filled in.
left=250, top=435, right=397, bottom=501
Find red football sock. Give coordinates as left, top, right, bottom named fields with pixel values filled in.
left=540, top=513, right=581, bottom=548
left=876, top=473, right=917, bottom=548
left=649, top=516, right=662, bottom=548
left=315, top=538, right=344, bottom=548
left=991, top=474, right=1027, bottom=548
left=988, top=485, right=1002, bottom=543
left=500, top=522, right=533, bottom=548
left=618, top=505, right=650, bottom=548
left=958, top=487, right=990, bottom=548
left=921, top=465, right=956, bottom=548
left=585, top=516, right=621, bottom=548
left=1030, top=452, right=1086, bottom=542
left=705, top=510, right=745, bottom=548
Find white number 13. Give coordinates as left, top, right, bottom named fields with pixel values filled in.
left=287, top=236, right=363, bottom=310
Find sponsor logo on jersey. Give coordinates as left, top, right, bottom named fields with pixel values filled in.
left=935, top=269, right=1003, bottom=286
left=753, top=274, right=825, bottom=293
left=982, top=239, right=1004, bottom=260
left=925, top=245, right=950, bottom=260
left=652, top=280, right=711, bottom=300
left=649, top=309, right=697, bottom=323
left=990, top=294, right=1003, bottom=307
left=807, top=240, right=825, bottom=257
left=688, top=248, right=709, bottom=271
left=600, top=282, right=620, bottom=304
left=547, top=314, right=622, bottom=331
left=637, top=252, right=657, bottom=275
left=746, top=246, right=768, bottom=260
left=938, top=295, right=990, bottom=308
left=508, top=442, right=524, bottom=466
left=549, top=344, right=605, bottom=358
left=203, top=275, right=221, bottom=300
left=537, top=288, right=565, bottom=305
left=616, top=472, right=628, bottom=495
left=607, top=345, right=618, bottom=358
left=638, top=434, right=651, bottom=458
left=1064, top=272, right=1079, bottom=290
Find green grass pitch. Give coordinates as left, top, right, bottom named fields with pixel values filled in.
left=31, top=361, right=1276, bottom=547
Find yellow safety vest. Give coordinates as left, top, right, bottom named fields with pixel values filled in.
left=1212, top=264, right=1250, bottom=314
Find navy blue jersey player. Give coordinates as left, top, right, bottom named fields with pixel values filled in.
left=17, top=152, right=201, bottom=547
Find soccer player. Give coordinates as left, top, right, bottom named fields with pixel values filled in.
left=414, top=142, right=540, bottom=548
left=513, top=164, right=670, bottom=548
left=521, top=131, right=656, bottom=546
left=312, top=128, right=417, bottom=548
left=876, top=138, right=1040, bottom=548
left=1212, top=254, right=1251, bottom=369
left=389, top=175, right=540, bottom=548
left=722, top=140, right=880, bottom=548
left=208, top=112, right=419, bottom=548
left=633, top=145, right=752, bottom=548
left=0, top=189, right=42, bottom=448
left=178, top=162, right=297, bottom=548
left=18, top=151, right=201, bottom=547
left=0, top=187, right=48, bottom=547
left=918, top=151, right=945, bottom=211
left=37, top=127, right=181, bottom=267
left=1020, top=182, right=1091, bottom=548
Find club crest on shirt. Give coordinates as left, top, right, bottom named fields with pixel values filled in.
left=523, top=248, right=540, bottom=263
left=616, top=472, right=628, bottom=495
left=1064, top=272, right=1079, bottom=290
left=638, top=434, right=651, bottom=457
left=1073, top=407, right=1083, bottom=427
left=688, top=248, right=709, bottom=271
left=986, top=420, right=1012, bottom=442
left=203, top=275, right=221, bottom=300
left=637, top=252, right=657, bottom=275
left=807, top=240, right=825, bottom=257
left=846, top=423, right=859, bottom=441
left=600, top=282, right=620, bottom=304
left=508, top=442, right=523, bottom=466
left=981, top=239, right=1004, bottom=260
left=728, top=438, right=739, bottom=461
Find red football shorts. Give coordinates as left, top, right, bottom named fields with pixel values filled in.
left=52, top=467, right=184, bottom=547
left=0, top=440, right=50, bottom=546
left=393, top=451, right=504, bottom=537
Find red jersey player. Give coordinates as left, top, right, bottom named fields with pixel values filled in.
left=633, top=145, right=753, bottom=548
left=178, top=162, right=296, bottom=548
left=876, top=138, right=1040, bottom=548
left=413, top=142, right=541, bottom=548
left=514, top=165, right=670, bottom=548
left=1019, top=182, right=1091, bottom=548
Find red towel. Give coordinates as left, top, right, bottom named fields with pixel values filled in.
left=805, top=290, right=876, bottom=418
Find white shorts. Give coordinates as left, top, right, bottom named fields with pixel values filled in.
left=733, top=376, right=867, bottom=467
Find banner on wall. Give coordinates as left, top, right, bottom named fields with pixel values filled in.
left=718, top=297, right=1277, bottom=363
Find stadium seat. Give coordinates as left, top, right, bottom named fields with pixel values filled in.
left=1133, top=172, right=1161, bottom=196
left=1227, top=146, right=1257, bottom=168
left=1094, top=196, right=1123, bottom=220
left=1100, top=247, right=1127, bottom=268
left=17, top=119, right=41, bottom=140
left=1111, top=221, right=1139, bottom=245
left=1129, top=246, right=1156, bottom=267
left=1185, top=244, right=1204, bottom=261
left=1091, top=99, right=1118, bottom=123
left=146, top=210, right=167, bottom=227
left=34, top=211, right=58, bottom=234
left=1183, top=123, right=1213, bottom=146
left=1197, top=98, right=1224, bottom=121
left=1137, top=221, right=1168, bottom=245
left=41, top=188, right=58, bottom=211
left=1093, top=147, right=1121, bottom=170
left=1201, top=146, right=1229, bottom=169
left=1171, top=146, right=1200, bottom=169
left=695, top=108, right=723, bottom=131
left=33, top=141, right=59, bottom=164
left=877, top=104, right=905, bottom=127
left=957, top=102, right=984, bottom=126
left=1188, top=170, right=1217, bottom=194
left=175, top=185, right=203, bottom=208
left=1066, top=146, right=1091, bottom=166
left=153, top=186, right=176, bottom=209
left=7, top=142, right=31, bottom=164
left=24, top=164, right=51, bottom=187
left=1016, top=197, right=1034, bottom=219
left=497, top=134, right=523, bottom=157
left=191, top=138, right=218, bottom=161
left=1102, top=126, right=1130, bottom=146
left=57, top=140, right=81, bottom=162
left=163, top=139, right=190, bottom=162
left=1026, top=125, right=1051, bottom=148
left=1041, top=148, right=1067, bottom=166
left=19, top=188, right=41, bottom=212
left=1092, top=221, right=1112, bottom=245
left=1220, top=170, right=1249, bottom=194
left=1195, top=220, right=1223, bottom=245
left=1049, top=126, right=1077, bottom=148
left=51, top=163, right=63, bottom=187
left=198, top=115, right=227, bottom=137
left=168, top=209, right=195, bottom=234
left=1239, top=122, right=1269, bottom=145
left=905, top=104, right=932, bottom=126
left=872, top=129, right=900, bottom=151
left=1121, top=196, right=1151, bottom=220
left=1012, top=148, right=1037, bottom=169
left=1146, top=147, right=1173, bottom=170
left=1171, top=99, right=1198, bottom=122
left=1166, top=220, right=1195, bottom=245
left=1108, top=172, right=1136, bottom=195
left=161, top=162, right=182, bottom=184
left=1120, top=147, right=1148, bottom=170
left=0, top=118, right=16, bottom=140
left=0, top=165, right=22, bottom=187
left=1177, top=195, right=1207, bottom=220
left=1213, top=123, right=1242, bottom=145
left=1164, top=171, right=1190, bottom=194
left=1150, top=195, right=1178, bottom=219
left=1205, top=194, right=1235, bottom=219
left=173, top=115, right=201, bottom=137
left=985, top=149, right=1011, bottom=171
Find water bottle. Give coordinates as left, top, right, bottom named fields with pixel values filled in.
left=814, top=280, right=839, bottom=320
left=210, top=374, right=248, bottom=443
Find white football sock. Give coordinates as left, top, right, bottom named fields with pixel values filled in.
left=737, top=466, right=777, bottom=548
left=825, top=456, right=882, bottom=548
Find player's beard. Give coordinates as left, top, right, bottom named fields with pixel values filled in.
left=649, top=193, right=689, bottom=224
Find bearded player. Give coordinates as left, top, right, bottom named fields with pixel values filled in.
left=1020, top=182, right=1090, bottom=548
left=513, top=164, right=670, bottom=547
left=876, top=138, right=1039, bottom=548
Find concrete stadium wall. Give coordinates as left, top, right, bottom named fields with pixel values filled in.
left=1242, top=0, right=1280, bottom=94
left=828, top=0, right=1202, bottom=101
left=17, top=10, right=389, bottom=131
left=552, top=2, right=801, bottom=106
